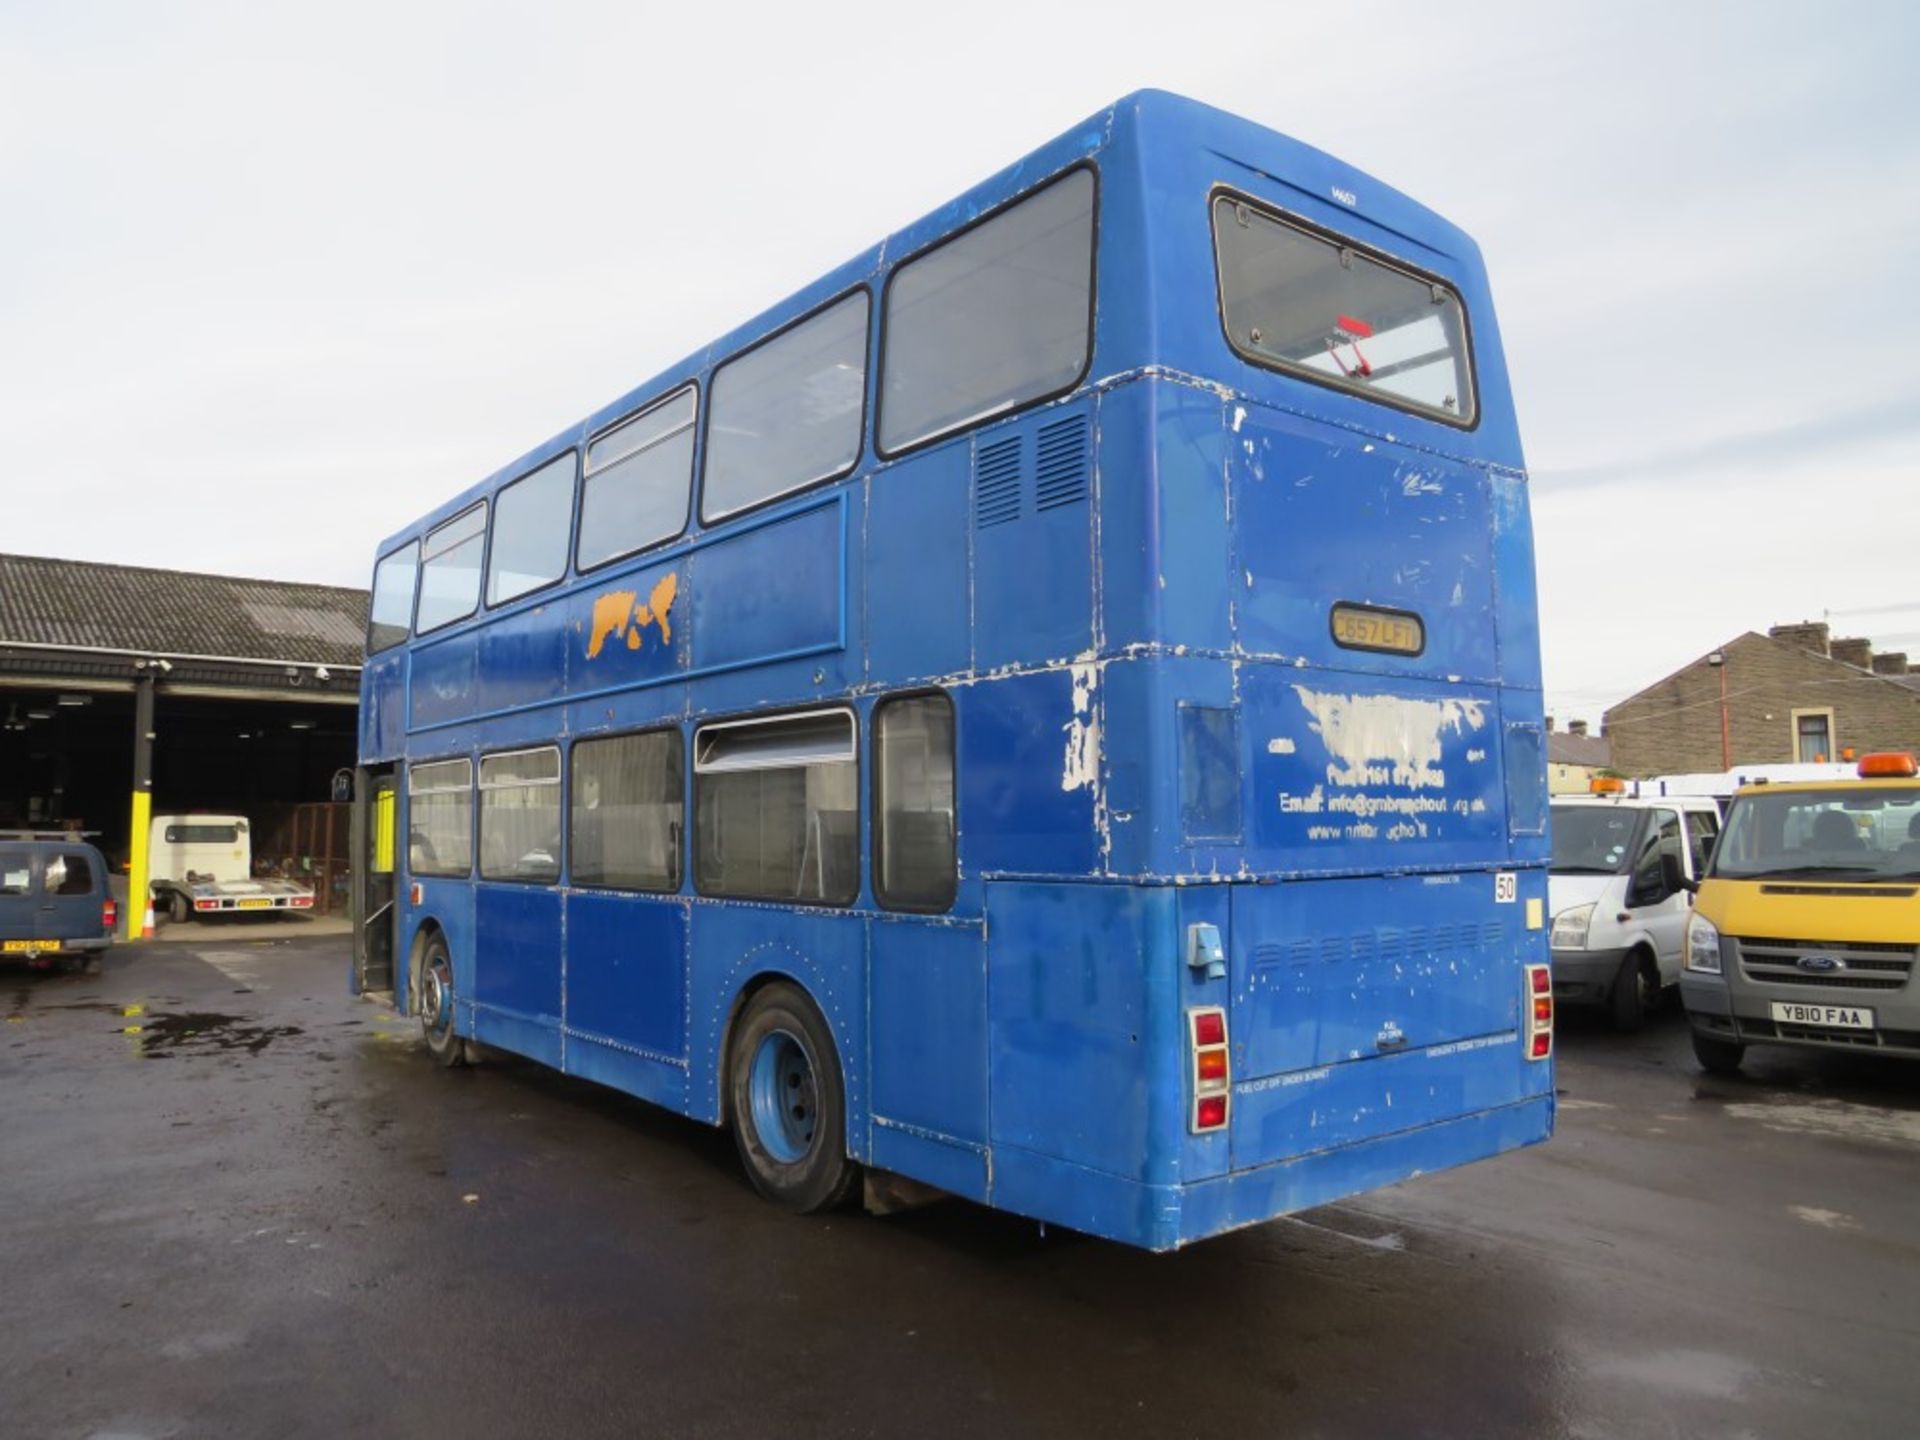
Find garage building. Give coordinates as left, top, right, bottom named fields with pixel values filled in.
left=0, top=553, right=367, bottom=934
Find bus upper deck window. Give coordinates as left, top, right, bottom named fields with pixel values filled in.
left=702, top=294, right=867, bottom=523
left=367, top=541, right=419, bottom=653
left=579, top=387, right=697, bottom=571
left=1212, top=193, right=1476, bottom=427
left=488, top=452, right=576, bottom=604
left=880, top=167, right=1095, bottom=455
left=415, top=504, right=488, bottom=634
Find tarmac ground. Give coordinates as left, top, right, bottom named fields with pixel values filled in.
left=3, top=934, right=1916, bottom=1439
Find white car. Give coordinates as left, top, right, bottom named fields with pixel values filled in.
left=1547, top=793, right=1723, bottom=1030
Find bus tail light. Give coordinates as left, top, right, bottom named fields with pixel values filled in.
left=1525, top=964, right=1553, bottom=1061
left=1189, top=1006, right=1231, bottom=1132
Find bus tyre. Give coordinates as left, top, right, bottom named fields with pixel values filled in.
left=1610, top=951, right=1658, bottom=1033
left=1691, top=1031, right=1745, bottom=1076
left=728, top=984, right=857, bottom=1214
left=418, top=934, right=466, bottom=1068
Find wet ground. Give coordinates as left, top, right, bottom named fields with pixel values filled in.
left=3, top=938, right=1916, bottom=1440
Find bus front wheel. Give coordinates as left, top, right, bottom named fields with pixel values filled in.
left=418, top=933, right=466, bottom=1068
left=727, top=983, right=857, bottom=1213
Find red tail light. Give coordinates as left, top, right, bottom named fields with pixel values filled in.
left=102, top=898, right=117, bottom=933
left=1524, top=964, right=1553, bottom=1061
left=1188, top=1006, right=1231, bottom=1132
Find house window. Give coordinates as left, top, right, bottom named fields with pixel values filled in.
left=1792, top=709, right=1835, bottom=764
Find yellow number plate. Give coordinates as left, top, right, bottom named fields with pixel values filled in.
left=1331, top=603, right=1424, bottom=656
left=3, top=939, right=44, bottom=952
left=237, top=898, right=273, bottom=910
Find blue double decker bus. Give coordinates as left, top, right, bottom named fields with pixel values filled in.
left=352, top=91, right=1554, bottom=1250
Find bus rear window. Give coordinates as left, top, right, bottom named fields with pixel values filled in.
left=1212, top=194, right=1475, bottom=426
left=165, top=824, right=240, bottom=845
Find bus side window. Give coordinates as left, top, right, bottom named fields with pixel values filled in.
left=408, top=758, right=473, bottom=877
left=879, top=166, right=1095, bottom=455
left=694, top=710, right=857, bottom=906
left=416, top=504, right=487, bottom=633
left=702, top=293, right=868, bottom=523
left=367, top=541, right=419, bottom=652
left=579, top=387, right=697, bottom=571
left=488, top=451, right=576, bottom=605
left=874, top=693, right=956, bottom=911
left=478, top=748, right=562, bottom=883
left=571, top=729, right=683, bottom=892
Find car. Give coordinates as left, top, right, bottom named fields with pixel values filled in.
left=0, top=831, right=118, bottom=974
left=1547, top=788, right=1722, bottom=1030
left=1681, top=752, right=1920, bottom=1073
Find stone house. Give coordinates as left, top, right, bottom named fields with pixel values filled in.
left=1603, top=622, right=1920, bottom=777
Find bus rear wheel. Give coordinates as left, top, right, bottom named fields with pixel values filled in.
left=727, top=983, right=857, bottom=1213
left=418, top=934, right=465, bottom=1068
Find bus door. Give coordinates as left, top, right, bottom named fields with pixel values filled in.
left=354, top=766, right=398, bottom=995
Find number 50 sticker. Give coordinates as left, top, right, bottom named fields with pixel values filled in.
left=1495, top=872, right=1518, bottom=904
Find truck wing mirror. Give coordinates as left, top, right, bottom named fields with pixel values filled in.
left=1661, top=850, right=1696, bottom=895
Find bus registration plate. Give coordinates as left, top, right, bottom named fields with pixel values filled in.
left=1770, top=1001, right=1873, bottom=1031
left=1330, top=603, right=1423, bottom=656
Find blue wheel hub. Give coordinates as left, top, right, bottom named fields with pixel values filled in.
left=749, top=1029, right=818, bottom=1164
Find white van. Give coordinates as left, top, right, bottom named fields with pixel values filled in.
left=1548, top=792, right=1723, bottom=1030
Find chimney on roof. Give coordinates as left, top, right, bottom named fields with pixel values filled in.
left=1830, top=636, right=1874, bottom=670
left=1873, top=652, right=1910, bottom=676
left=1545, top=715, right=1556, bottom=733
left=1769, top=621, right=1831, bottom=657
left=1567, top=719, right=1588, bottom=737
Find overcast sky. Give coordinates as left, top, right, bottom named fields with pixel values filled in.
left=3, top=1, right=1916, bottom=723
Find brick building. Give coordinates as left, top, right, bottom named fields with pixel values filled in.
left=1603, top=622, right=1920, bottom=777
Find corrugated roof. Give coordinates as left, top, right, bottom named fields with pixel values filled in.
left=1549, top=731, right=1611, bottom=767
left=0, top=553, right=368, bottom=667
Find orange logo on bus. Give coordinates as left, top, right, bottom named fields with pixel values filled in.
left=585, top=572, right=679, bottom=659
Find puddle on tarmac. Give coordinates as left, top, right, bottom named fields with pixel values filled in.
left=113, top=1010, right=304, bottom=1057
left=1589, top=1348, right=1755, bottom=1399
left=1724, top=1098, right=1920, bottom=1148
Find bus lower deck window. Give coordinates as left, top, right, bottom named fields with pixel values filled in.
left=694, top=711, right=857, bottom=905
left=479, top=748, right=561, bottom=883
left=408, top=757, right=474, bottom=878
left=874, top=694, right=956, bottom=910
left=572, top=730, right=683, bottom=892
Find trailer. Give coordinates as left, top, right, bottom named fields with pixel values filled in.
left=148, top=814, right=315, bottom=922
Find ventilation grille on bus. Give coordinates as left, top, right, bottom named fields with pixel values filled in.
left=975, top=435, right=1022, bottom=528
left=973, top=409, right=1090, bottom=529
left=1252, top=921, right=1509, bottom=971
left=1034, top=415, right=1090, bottom=510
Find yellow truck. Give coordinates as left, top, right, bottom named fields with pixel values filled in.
left=1681, top=753, right=1920, bottom=1072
